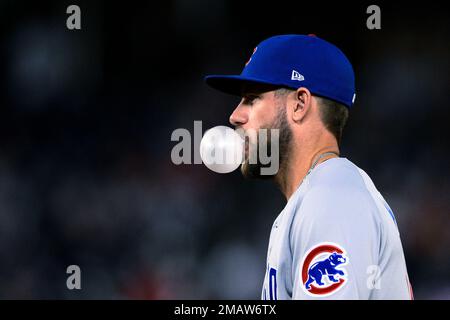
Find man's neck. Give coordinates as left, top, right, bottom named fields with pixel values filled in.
left=275, top=142, right=340, bottom=201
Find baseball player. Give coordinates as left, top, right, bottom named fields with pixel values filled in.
left=204, top=34, right=413, bottom=299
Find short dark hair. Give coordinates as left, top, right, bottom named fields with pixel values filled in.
left=315, top=96, right=349, bottom=145
left=274, top=88, right=349, bottom=145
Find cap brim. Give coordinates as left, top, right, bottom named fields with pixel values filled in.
left=204, top=75, right=285, bottom=96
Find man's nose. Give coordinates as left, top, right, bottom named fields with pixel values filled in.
left=229, top=103, right=248, bottom=127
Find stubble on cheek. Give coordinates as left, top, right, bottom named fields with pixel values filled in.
left=240, top=102, right=292, bottom=179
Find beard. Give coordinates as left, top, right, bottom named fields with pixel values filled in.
left=241, top=104, right=292, bottom=180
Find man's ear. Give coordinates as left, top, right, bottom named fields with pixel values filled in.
left=291, top=87, right=312, bottom=123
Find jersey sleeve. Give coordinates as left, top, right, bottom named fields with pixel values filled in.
left=290, top=185, right=381, bottom=299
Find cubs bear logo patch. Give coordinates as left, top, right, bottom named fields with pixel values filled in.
left=301, top=242, right=349, bottom=297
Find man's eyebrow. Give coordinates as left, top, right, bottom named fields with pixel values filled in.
left=241, top=88, right=266, bottom=96
left=240, top=84, right=263, bottom=96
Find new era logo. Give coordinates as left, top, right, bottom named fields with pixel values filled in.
left=291, top=70, right=305, bottom=81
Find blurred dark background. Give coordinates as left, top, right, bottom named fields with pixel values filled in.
left=0, top=0, right=448, bottom=299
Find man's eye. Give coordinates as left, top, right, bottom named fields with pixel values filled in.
left=243, top=95, right=259, bottom=105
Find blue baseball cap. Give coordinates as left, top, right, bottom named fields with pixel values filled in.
left=205, top=34, right=356, bottom=108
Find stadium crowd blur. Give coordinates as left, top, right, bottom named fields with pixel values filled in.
left=0, top=1, right=448, bottom=299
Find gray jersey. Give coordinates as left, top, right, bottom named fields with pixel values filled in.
left=261, top=158, right=413, bottom=300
